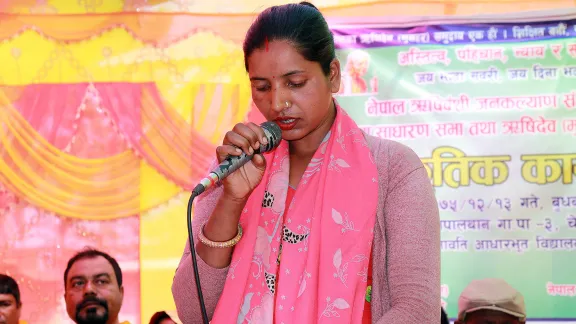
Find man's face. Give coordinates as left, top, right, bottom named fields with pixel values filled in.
left=0, top=294, right=20, bottom=324
left=159, top=319, right=176, bottom=324
left=64, top=256, right=124, bottom=324
left=460, top=309, right=523, bottom=324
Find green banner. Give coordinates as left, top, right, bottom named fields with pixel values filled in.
left=332, top=21, right=576, bottom=320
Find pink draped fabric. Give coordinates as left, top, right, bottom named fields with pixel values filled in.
left=5, top=82, right=214, bottom=189
left=212, top=106, right=378, bottom=323
left=0, top=84, right=142, bottom=220
left=0, top=81, right=217, bottom=322
left=0, top=96, right=140, bottom=323
left=9, top=84, right=85, bottom=150
left=96, top=83, right=213, bottom=186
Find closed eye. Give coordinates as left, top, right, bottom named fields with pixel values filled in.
left=255, top=84, right=271, bottom=92
left=288, top=81, right=306, bottom=88
left=252, top=80, right=306, bottom=92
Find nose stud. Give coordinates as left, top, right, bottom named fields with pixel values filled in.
left=277, top=101, right=291, bottom=109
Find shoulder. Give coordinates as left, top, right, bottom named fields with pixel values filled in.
left=364, top=133, right=425, bottom=175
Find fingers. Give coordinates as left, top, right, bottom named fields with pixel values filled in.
left=245, top=122, right=268, bottom=146
left=215, top=145, right=242, bottom=163
left=217, top=123, right=269, bottom=163
left=222, top=123, right=266, bottom=155
left=252, top=154, right=267, bottom=171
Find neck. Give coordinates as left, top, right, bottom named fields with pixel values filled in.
left=288, top=100, right=336, bottom=160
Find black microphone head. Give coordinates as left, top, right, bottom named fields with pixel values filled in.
left=259, top=121, right=282, bottom=153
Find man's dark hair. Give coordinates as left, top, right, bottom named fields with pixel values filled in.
left=441, top=307, right=449, bottom=324
left=0, top=274, right=21, bottom=306
left=149, top=311, right=172, bottom=324
left=243, top=1, right=335, bottom=76
left=63, top=248, right=123, bottom=288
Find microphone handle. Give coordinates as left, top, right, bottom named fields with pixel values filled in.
left=195, top=126, right=278, bottom=195
left=211, top=152, right=252, bottom=180
left=197, top=147, right=264, bottom=190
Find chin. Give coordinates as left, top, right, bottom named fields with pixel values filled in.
left=281, top=130, right=306, bottom=142
left=76, top=309, right=109, bottom=324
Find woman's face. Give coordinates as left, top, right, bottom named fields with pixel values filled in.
left=247, top=40, right=340, bottom=142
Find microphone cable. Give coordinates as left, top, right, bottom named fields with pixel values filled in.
left=187, top=184, right=210, bottom=324
left=184, top=121, right=281, bottom=324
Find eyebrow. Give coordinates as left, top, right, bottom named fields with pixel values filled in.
left=0, top=296, right=14, bottom=303
left=69, top=273, right=111, bottom=282
left=250, top=70, right=305, bottom=81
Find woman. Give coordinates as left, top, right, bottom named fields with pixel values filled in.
left=172, top=2, right=440, bottom=323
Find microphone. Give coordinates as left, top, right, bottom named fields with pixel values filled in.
left=186, top=121, right=282, bottom=324
left=191, top=121, right=283, bottom=197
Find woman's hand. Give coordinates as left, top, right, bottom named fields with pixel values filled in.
left=216, top=122, right=269, bottom=202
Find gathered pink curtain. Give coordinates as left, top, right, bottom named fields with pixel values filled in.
left=5, top=83, right=214, bottom=189
left=0, top=89, right=140, bottom=323
left=0, top=81, right=226, bottom=322
left=9, top=85, right=85, bottom=150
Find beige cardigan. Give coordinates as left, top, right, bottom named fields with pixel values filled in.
left=172, top=135, right=440, bottom=323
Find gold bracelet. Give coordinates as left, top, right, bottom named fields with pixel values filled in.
left=198, top=223, right=243, bottom=248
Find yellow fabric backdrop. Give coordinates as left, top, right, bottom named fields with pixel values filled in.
left=1, top=0, right=575, bottom=15
left=0, top=25, right=252, bottom=321
left=2, top=0, right=575, bottom=322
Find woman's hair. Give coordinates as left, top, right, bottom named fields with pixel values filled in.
left=243, top=1, right=335, bottom=76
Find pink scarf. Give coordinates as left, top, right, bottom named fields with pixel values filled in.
left=211, top=104, right=378, bottom=323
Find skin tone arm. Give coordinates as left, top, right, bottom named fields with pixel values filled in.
left=196, top=121, right=267, bottom=269
left=196, top=194, right=247, bottom=268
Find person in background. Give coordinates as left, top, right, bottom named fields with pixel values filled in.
left=441, top=307, right=449, bottom=324
left=63, top=248, right=129, bottom=324
left=344, top=49, right=371, bottom=94
left=0, top=274, right=21, bottom=324
left=172, top=1, right=440, bottom=323
left=148, top=311, right=177, bottom=324
left=455, top=278, right=526, bottom=324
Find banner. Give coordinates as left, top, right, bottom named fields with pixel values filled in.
left=332, top=20, right=576, bottom=320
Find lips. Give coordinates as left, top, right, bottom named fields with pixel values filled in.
left=82, top=302, right=101, bottom=309
left=77, top=297, right=107, bottom=312
left=275, top=117, right=298, bottom=131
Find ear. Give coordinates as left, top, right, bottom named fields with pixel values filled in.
left=328, top=58, right=341, bottom=93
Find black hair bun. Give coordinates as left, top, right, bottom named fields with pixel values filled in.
left=299, top=1, right=319, bottom=10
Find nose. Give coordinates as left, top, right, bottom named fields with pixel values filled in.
left=270, top=84, right=287, bottom=114
left=83, top=281, right=96, bottom=295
